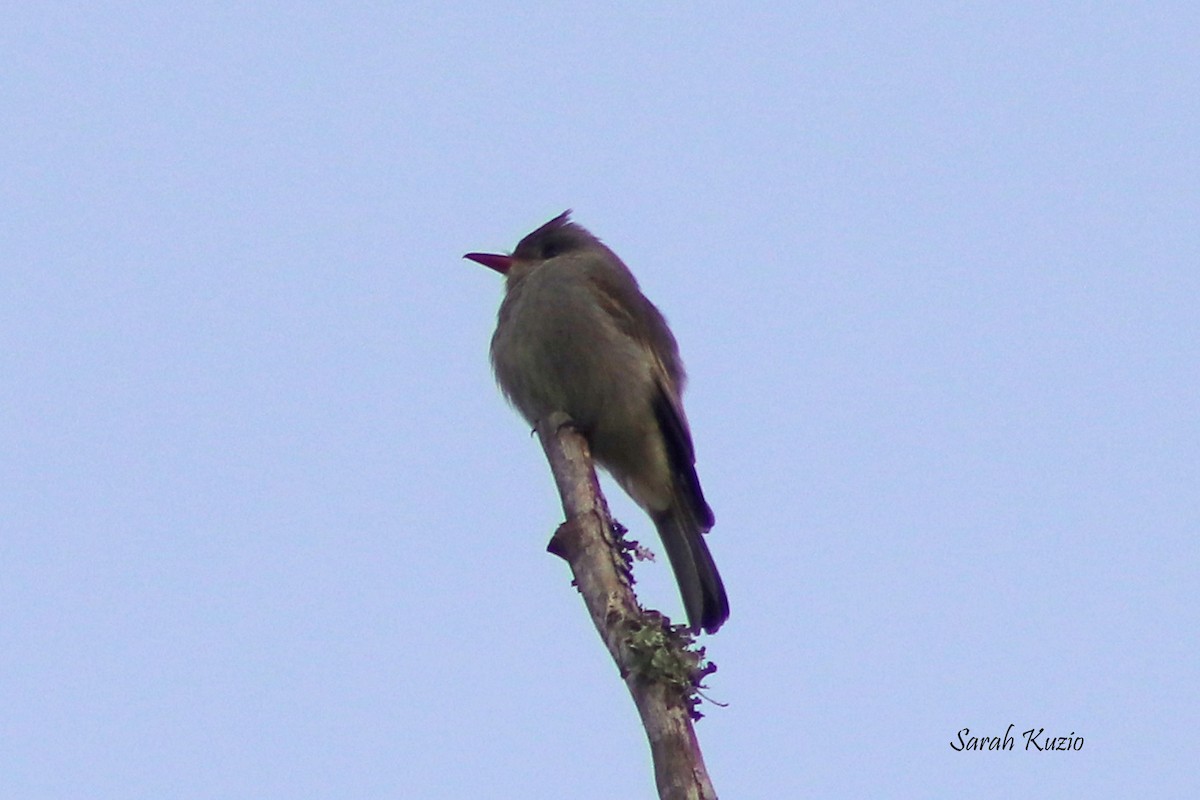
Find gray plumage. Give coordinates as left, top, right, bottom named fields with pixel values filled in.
left=468, top=211, right=729, bottom=634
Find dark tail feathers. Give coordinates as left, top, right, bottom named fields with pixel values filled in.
left=655, top=510, right=729, bottom=634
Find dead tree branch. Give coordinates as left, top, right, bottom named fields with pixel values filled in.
left=535, top=412, right=719, bottom=800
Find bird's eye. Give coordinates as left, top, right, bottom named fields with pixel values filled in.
left=540, top=241, right=563, bottom=259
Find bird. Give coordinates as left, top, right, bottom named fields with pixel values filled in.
left=464, top=211, right=728, bottom=633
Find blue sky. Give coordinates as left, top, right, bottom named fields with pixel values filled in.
left=3, top=4, right=1197, bottom=797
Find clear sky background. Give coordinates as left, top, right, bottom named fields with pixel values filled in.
left=3, top=4, right=1197, bottom=798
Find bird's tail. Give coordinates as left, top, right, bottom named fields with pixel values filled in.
left=655, top=507, right=729, bottom=634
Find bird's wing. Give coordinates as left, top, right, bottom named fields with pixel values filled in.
left=651, top=384, right=714, bottom=531
left=584, top=266, right=686, bottom=390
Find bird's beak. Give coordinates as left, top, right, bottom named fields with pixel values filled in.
left=463, top=252, right=514, bottom=274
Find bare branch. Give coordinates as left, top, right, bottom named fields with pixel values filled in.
left=536, top=412, right=719, bottom=800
